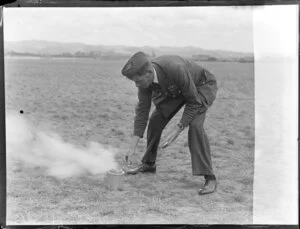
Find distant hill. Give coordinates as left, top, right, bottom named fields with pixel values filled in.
left=4, top=40, right=254, bottom=62
left=4, top=40, right=110, bottom=55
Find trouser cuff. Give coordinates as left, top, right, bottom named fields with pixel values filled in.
left=141, top=160, right=155, bottom=166
left=204, top=175, right=216, bottom=180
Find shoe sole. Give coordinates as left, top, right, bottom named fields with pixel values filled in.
left=198, top=190, right=216, bottom=195
left=125, top=170, right=156, bottom=175
left=198, top=186, right=217, bottom=195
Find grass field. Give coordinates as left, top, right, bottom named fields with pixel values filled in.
left=5, top=57, right=254, bottom=224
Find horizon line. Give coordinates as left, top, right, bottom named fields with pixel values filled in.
left=4, top=39, right=254, bottom=54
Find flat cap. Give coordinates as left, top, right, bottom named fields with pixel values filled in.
left=121, top=51, right=149, bottom=78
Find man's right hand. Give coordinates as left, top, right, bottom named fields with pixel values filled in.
left=124, top=135, right=141, bottom=165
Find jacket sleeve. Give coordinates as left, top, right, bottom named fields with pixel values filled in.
left=133, top=87, right=152, bottom=138
left=172, top=65, right=203, bottom=127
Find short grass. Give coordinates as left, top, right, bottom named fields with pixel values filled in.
left=5, top=57, right=254, bottom=224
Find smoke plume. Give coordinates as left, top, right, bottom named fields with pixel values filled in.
left=6, top=113, right=118, bottom=178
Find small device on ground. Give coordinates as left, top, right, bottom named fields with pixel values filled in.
left=105, top=169, right=125, bottom=191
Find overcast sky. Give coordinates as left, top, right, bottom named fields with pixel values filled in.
left=4, top=6, right=254, bottom=52
left=3, top=5, right=298, bottom=55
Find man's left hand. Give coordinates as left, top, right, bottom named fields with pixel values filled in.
left=161, top=124, right=184, bottom=148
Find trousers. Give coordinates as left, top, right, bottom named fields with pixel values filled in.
left=141, top=107, right=214, bottom=176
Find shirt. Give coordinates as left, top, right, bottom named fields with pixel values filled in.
left=152, top=66, right=158, bottom=83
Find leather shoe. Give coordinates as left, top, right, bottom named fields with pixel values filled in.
left=125, top=163, right=156, bottom=175
left=198, top=179, right=217, bottom=195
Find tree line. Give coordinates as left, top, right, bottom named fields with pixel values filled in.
left=6, top=50, right=131, bottom=60
left=6, top=51, right=254, bottom=63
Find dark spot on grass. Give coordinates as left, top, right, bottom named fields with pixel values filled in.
left=111, top=128, right=124, bottom=136
left=183, top=141, right=189, bottom=147
left=233, top=195, right=245, bottom=203
left=96, top=123, right=103, bottom=127
left=99, top=113, right=109, bottom=119
left=222, top=185, right=236, bottom=194
left=210, top=139, right=219, bottom=146
left=243, top=127, right=253, bottom=137
left=145, top=206, right=165, bottom=214
left=142, top=190, right=155, bottom=197
left=101, top=210, right=114, bottom=216
left=227, top=138, right=234, bottom=145
left=238, top=177, right=253, bottom=186
left=221, top=129, right=227, bottom=133
left=245, top=142, right=254, bottom=149
left=52, top=114, right=68, bottom=120
left=178, top=149, right=186, bottom=154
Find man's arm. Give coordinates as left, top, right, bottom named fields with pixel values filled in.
left=133, top=87, right=152, bottom=138
left=125, top=135, right=141, bottom=163
left=172, top=65, right=203, bottom=127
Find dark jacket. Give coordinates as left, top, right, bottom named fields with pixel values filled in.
left=133, top=55, right=218, bottom=138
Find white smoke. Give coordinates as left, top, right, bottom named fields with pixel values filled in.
left=6, top=113, right=118, bottom=178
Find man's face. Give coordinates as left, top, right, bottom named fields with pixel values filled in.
left=132, top=70, right=153, bottom=89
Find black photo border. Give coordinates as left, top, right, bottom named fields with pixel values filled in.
left=0, top=0, right=299, bottom=229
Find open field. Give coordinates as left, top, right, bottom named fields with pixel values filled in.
left=5, top=57, right=254, bottom=224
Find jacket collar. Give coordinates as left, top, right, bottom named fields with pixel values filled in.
left=152, top=62, right=168, bottom=92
